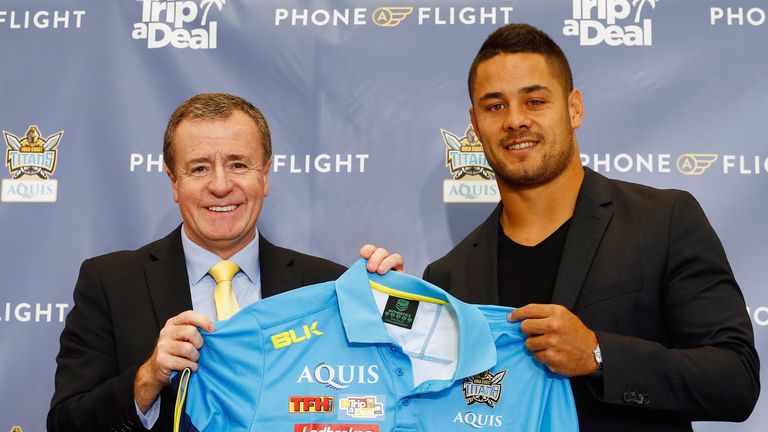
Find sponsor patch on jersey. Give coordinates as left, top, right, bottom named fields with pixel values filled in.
left=462, top=369, right=507, bottom=408
left=381, top=296, right=418, bottom=329
left=289, top=396, right=334, bottom=413
left=338, top=395, right=385, bottom=421
left=297, top=364, right=380, bottom=390
left=293, top=424, right=380, bottom=432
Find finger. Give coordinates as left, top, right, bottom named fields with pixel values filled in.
left=374, top=253, right=404, bottom=274
left=519, top=317, right=553, bottom=337
left=509, top=303, right=558, bottom=322
left=158, top=340, right=201, bottom=363
left=359, top=244, right=376, bottom=259
left=170, top=324, right=205, bottom=349
left=365, top=248, right=390, bottom=272
left=524, top=334, right=552, bottom=352
left=168, top=310, right=215, bottom=333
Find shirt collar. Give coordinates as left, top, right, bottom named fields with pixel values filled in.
left=336, top=259, right=496, bottom=382
left=180, top=225, right=261, bottom=285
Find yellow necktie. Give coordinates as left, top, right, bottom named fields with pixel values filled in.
left=209, top=260, right=240, bottom=320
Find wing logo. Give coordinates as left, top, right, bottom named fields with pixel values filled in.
left=371, top=7, right=413, bottom=27
left=676, top=153, right=718, bottom=175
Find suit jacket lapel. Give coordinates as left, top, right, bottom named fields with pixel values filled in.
left=259, top=235, right=303, bottom=298
left=464, top=204, right=502, bottom=305
left=552, top=168, right=614, bottom=310
left=145, top=227, right=194, bottom=327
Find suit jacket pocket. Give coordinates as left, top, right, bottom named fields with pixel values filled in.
left=579, top=276, right=644, bottom=307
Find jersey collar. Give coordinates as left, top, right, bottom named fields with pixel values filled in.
left=336, top=259, right=497, bottom=383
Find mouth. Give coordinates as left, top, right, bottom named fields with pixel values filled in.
left=207, top=204, right=238, bottom=212
left=504, top=140, right=538, bottom=150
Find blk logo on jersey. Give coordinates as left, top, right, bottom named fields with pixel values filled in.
left=462, top=370, right=507, bottom=408
left=272, top=321, right=324, bottom=349
left=289, top=396, right=334, bottom=413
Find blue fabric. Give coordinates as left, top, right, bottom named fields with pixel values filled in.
left=178, top=259, right=578, bottom=431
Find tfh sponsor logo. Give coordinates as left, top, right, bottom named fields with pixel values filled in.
left=132, top=0, right=225, bottom=49
left=563, top=0, right=659, bottom=46
left=289, top=396, right=334, bottom=414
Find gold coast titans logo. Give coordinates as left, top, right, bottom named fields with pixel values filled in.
left=4, top=125, right=62, bottom=179
left=2, top=124, right=62, bottom=202
left=442, top=125, right=493, bottom=180
left=462, top=369, right=507, bottom=408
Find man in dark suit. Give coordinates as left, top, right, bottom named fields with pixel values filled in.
left=48, top=93, right=401, bottom=431
left=423, top=24, right=759, bottom=430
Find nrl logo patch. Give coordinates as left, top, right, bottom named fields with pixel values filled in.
left=462, top=369, right=507, bottom=408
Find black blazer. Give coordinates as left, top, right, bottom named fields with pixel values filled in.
left=424, top=168, right=759, bottom=431
left=48, top=227, right=345, bottom=431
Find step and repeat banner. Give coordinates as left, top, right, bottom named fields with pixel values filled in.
left=1, top=1, right=766, bottom=430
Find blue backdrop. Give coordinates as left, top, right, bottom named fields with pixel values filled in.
left=1, top=1, right=766, bottom=430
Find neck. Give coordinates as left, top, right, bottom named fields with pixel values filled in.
left=498, top=160, right=584, bottom=246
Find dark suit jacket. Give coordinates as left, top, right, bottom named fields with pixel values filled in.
left=423, top=168, right=759, bottom=431
left=48, top=227, right=346, bottom=431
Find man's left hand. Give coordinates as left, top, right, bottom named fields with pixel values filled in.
left=509, top=304, right=599, bottom=377
left=359, top=244, right=404, bottom=274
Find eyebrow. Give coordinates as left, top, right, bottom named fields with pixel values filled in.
left=477, top=85, right=551, bottom=101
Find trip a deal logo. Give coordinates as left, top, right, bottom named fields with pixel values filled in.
left=2, top=125, right=62, bottom=203
left=441, top=125, right=499, bottom=203
left=132, top=0, right=225, bottom=49
left=563, top=0, right=659, bottom=46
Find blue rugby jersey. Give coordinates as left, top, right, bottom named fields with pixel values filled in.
left=175, top=259, right=578, bottom=431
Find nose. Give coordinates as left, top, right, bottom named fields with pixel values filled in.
left=503, top=105, right=531, bottom=131
left=207, top=164, right=233, bottom=197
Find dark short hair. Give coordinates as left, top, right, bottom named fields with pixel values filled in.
left=163, top=93, right=272, bottom=173
left=468, top=23, right=574, bottom=100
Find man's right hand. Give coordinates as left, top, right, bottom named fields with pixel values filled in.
left=134, top=310, right=215, bottom=412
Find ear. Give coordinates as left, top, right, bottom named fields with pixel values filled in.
left=262, top=157, right=272, bottom=197
left=568, top=88, right=584, bottom=129
left=165, top=164, right=179, bottom=203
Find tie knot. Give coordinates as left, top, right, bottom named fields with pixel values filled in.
left=209, top=260, right=240, bottom=284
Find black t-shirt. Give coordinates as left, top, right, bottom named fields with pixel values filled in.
left=497, top=219, right=571, bottom=308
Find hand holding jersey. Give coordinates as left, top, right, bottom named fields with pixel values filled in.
left=509, top=304, right=599, bottom=376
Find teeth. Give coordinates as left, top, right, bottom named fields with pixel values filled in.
left=508, top=141, right=536, bottom=150
left=209, top=205, right=236, bottom=212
